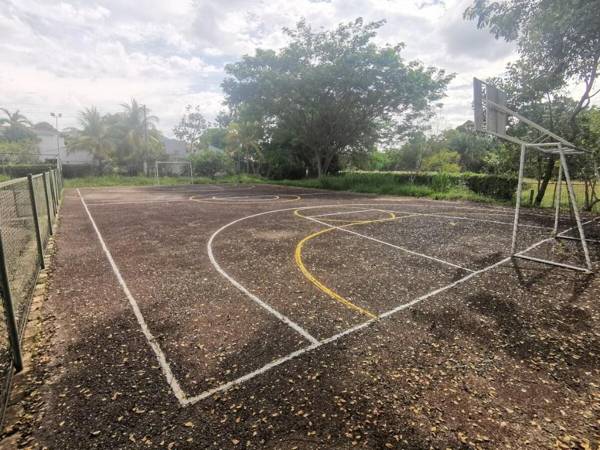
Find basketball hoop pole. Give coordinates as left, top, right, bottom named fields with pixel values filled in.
left=473, top=77, right=594, bottom=273
left=511, top=143, right=526, bottom=255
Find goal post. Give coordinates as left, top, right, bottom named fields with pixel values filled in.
left=154, top=161, right=193, bottom=185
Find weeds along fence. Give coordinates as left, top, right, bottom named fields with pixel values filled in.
left=0, top=168, right=62, bottom=427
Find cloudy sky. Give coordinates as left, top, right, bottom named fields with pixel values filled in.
left=0, top=0, right=517, bottom=137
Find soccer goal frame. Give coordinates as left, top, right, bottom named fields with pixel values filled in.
left=473, top=77, right=593, bottom=273
left=154, top=161, right=193, bottom=185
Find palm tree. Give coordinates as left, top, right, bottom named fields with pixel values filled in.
left=0, top=108, right=35, bottom=141
left=66, top=107, right=113, bottom=165
left=117, top=99, right=160, bottom=173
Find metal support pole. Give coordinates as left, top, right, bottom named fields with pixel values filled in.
left=189, top=161, right=193, bottom=185
left=53, top=169, right=60, bottom=208
left=553, top=161, right=563, bottom=235
left=155, top=161, right=159, bottom=185
left=43, top=172, right=53, bottom=236
left=27, top=175, right=45, bottom=270
left=511, top=143, right=526, bottom=255
left=0, top=229, right=24, bottom=371
left=49, top=170, right=57, bottom=214
left=559, top=148, right=592, bottom=271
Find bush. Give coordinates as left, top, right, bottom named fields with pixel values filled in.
left=462, top=173, right=517, bottom=200
left=421, top=149, right=461, bottom=173
left=0, top=164, right=55, bottom=178
left=430, top=172, right=454, bottom=192
left=62, top=164, right=96, bottom=178
left=291, top=171, right=517, bottom=200
left=190, top=149, right=233, bottom=177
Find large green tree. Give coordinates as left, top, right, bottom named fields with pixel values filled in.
left=223, top=18, right=453, bottom=177
left=465, top=0, right=600, bottom=205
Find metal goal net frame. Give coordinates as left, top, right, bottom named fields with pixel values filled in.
left=154, top=161, right=194, bottom=185
left=473, top=77, right=593, bottom=273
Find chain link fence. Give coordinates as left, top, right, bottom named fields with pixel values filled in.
left=0, top=168, right=62, bottom=428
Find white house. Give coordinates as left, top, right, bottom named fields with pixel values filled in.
left=33, top=126, right=93, bottom=164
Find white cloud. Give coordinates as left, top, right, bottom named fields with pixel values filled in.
left=0, top=0, right=522, bottom=136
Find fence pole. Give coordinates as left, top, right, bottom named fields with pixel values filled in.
left=0, top=229, right=24, bottom=372
left=53, top=169, right=60, bottom=206
left=49, top=170, right=57, bottom=214
left=43, top=172, right=53, bottom=236
left=27, top=175, right=45, bottom=270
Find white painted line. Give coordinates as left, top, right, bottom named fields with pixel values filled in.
left=376, top=209, right=552, bottom=230
left=207, top=214, right=320, bottom=345
left=210, top=195, right=280, bottom=201
left=183, top=317, right=378, bottom=405
left=375, top=200, right=557, bottom=218
left=86, top=200, right=190, bottom=206
left=310, top=209, right=376, bottom=218
left=185, top=214, right=589, bottom=405
left=182, top=343, right=319, bottom=404
left=77, top=189, right=188, bottom=406
left=299, top=214, right=475, bottom=273
left=77, top=196, right=595, bottom=407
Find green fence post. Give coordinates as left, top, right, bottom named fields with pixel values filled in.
left=49, top=170, right=57, bottom=215
left=0, top=229, right=24, bottom=372
left=43, top=172, right=53, bottom=236
left=53, top=169, right=60, bottom=207
left=27, top=175, right=45, bottom=270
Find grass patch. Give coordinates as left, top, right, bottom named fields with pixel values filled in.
left=521, top=181, right=600, bottom=212
left=0, top=174, right=10, bottom=183
left=270, top=174, right=498, bottom=204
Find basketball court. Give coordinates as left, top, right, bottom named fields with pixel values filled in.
left=71, top=183, right=600, bottom=402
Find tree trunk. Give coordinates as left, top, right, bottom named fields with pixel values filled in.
left=534, top=155, right=556, bottom=207
left=315, top=152, right=323, bottom=178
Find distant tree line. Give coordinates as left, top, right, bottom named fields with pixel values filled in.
left=65, top=99, right=166, bottom=175
left=0, top=100, right=169, bottom=175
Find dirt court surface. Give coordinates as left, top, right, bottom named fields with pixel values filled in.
left=12, top=184, right=600, bottom=448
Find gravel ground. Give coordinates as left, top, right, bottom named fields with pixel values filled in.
left=7, top=184, right=600, bottom=449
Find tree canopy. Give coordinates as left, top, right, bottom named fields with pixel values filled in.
left=65, top=100, right=166, bottom=174
left=222, top=18, right=453, bottom=177
left=465, top=0, right=600, bottom=205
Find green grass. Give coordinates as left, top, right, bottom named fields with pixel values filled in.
left=0, top=174, right=9, bottom=183
left=521, top=181, right=600, bottom=212
left=270, top=174, right=498, bottom=204
left=64, top=174, right=264, bottom=188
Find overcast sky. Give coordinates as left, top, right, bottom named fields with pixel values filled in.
left=0, top=0, right=517, bottom=137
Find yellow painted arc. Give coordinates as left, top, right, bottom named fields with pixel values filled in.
left=293, top=209, right=397, bottom=319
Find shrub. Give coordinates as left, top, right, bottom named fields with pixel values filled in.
left=430, top=172, right=454, bottom=192
left=421, top=149, right=461, bottom=173
left=462, top=173, right=517, bottom=200
left=311, top=171, right=518, bottom=200
left=0, top=164, right=55, bottom=178
left=190, top=149, right=233, bottom=177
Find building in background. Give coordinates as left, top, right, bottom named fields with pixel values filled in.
left=33, top=123, right=93, bottom=164
left=161, top=136, right=187, bottom=160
